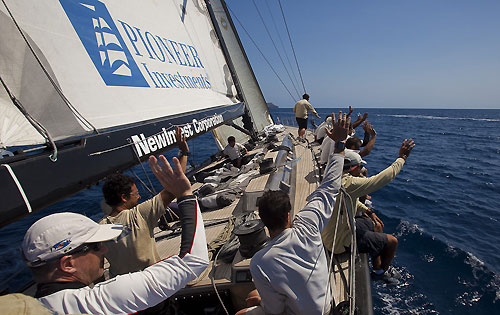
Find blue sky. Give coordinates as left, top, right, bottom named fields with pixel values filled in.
left=226, top=0, right=500, bottom=109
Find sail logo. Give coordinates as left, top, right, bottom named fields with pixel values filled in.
left=60, top=0, right=149, bottom=87
left=131, top=114, right=224, bottom=157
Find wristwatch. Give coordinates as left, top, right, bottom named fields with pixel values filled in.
left=179, top=151, right=190, bottom=157
left=334, top=141, right=345, bottom=151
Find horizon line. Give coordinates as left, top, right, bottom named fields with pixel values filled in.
left=272, top=106, right=500, bottom=110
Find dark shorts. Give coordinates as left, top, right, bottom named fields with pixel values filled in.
left=356, top=216, right=388, bottom=258
left=296, top=117, right=308, bottom=129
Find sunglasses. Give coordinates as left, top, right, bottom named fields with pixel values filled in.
left=24, top=242, right=103, bottom=267
left=68, top=242, right=103, bottom=256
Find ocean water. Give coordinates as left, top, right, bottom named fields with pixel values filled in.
left=275, top=108, right=500, bottom=314
left=1, top=108, right=499, bottom=314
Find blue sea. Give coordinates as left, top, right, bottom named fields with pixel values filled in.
left=1, top=108, right=499, bottom=314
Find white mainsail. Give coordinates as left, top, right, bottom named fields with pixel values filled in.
left=0, top=0, right=252, bottom=227
left=0, top=0, right=238, bottom=147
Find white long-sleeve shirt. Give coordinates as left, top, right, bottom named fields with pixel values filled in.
left=38, top=196, right=208, bottom=315
left=250, top=153, right=344, bottom=315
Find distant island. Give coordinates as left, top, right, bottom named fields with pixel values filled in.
left=266, top=102, right=278, bottom=109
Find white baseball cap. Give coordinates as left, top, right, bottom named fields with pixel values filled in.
left=22, top=212, right=122, bottom=266
left=344, top=150, right=367, bottom=168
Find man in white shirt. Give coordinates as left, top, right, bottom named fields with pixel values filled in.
left=22, top=155, right=209, bottom=315
left=239, top=111, right=350, bottom=315
left=223, top=135, right=247, bottom=168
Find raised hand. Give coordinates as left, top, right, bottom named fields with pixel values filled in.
left=149, top=155, right=192, bottom=198
left=399, top=139, right=415, bottom=160
left=347, top=105, right=354, bottom=118
left=352, top=112, right=368, bottom=129
left=362, top=121, right=377, bottom=136
left=326, top=111, right=351, bottom=143
left=176, top=127, right=189, bottom=153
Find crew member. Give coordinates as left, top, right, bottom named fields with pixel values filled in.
left=99, top=127, right=189, bottom=277
left=238, top=111, right=350, bottom=314
left=22, top=155, right=209, bottom=314
left=293, top=93, right=321, bottom=140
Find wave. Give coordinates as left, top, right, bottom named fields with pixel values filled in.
left=372, top=219, right=500, bottom=314
left=379, top=114, right=500, bottom=122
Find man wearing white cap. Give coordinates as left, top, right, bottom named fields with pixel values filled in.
left=22, top=155, right=209, bottom=315
left=321, top=139, right=415, bottom=281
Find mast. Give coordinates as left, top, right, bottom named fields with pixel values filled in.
left=205, top=0, right=273, bottom=146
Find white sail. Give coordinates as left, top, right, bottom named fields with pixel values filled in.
left=209, top=0, right=273, bottom=132
left=0, top=0, right=238, bottom=147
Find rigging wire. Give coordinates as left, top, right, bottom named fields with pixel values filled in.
left=131, top=144, right=157, bottom=195
left=211, top=243, right=230, bottom=315
left=324, top=189, right=344, bottom=315
left=1, top=0, right=97, bottom=134
left=252, top=0, right=300, bottom=99
left=226, top=4, right=297, bottom=102
left=343, top=189, right=358, bottom=315
left=278, top=0, right=307, bottom=94
left=265, top=0, right=302, bottom=95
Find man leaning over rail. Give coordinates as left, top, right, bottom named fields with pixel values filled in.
left=21, top=155, right=208, bottom=315
left=238, top=111, right=350, bottom=315
left=321, top=140, right=415, bottom=280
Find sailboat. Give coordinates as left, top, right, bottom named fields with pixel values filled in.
left=0, top=0, right=370, bottom=314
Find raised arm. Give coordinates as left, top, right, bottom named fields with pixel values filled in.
left=346, top=105, right=354, bottom=118
left=149, top=155, right=208, bottom=261
left=296, top=112, right=349, bottom=231
left=359, top=121, right=377, bottom=157
left=352, top=112, right=368, bottom=129
left=40, top=157, right=209, bottom=315
left=158, top=127, right=190, bottom=207
left=348, top=139, right=415, bottom=199
left=176, top=127, right=189, bottom=172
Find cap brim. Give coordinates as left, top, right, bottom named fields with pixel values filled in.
left=360, top=159, right=367, bottom=164
left=86, top=224, right=122, bottom=243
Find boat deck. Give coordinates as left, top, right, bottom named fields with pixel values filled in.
left=153, top=126, right=352, bottom=309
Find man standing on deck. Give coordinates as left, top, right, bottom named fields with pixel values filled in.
left=239, top=112, right=350, bottom=315
left=293, top=93, right=321, bottom=140
left=321, top=142, right=415, bottom=282
left=99, top=127, right=190, bottom=278
left=22, top=155, right=209, bottom=314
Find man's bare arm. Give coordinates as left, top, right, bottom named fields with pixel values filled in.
left=352, top=112, right=368, bottom=129
left=359, top=121, right=377, bottom=157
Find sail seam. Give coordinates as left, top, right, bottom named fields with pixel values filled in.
left=1, top=0, right=98, bottom=134
left=1, top=164, right=32, bottom=213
